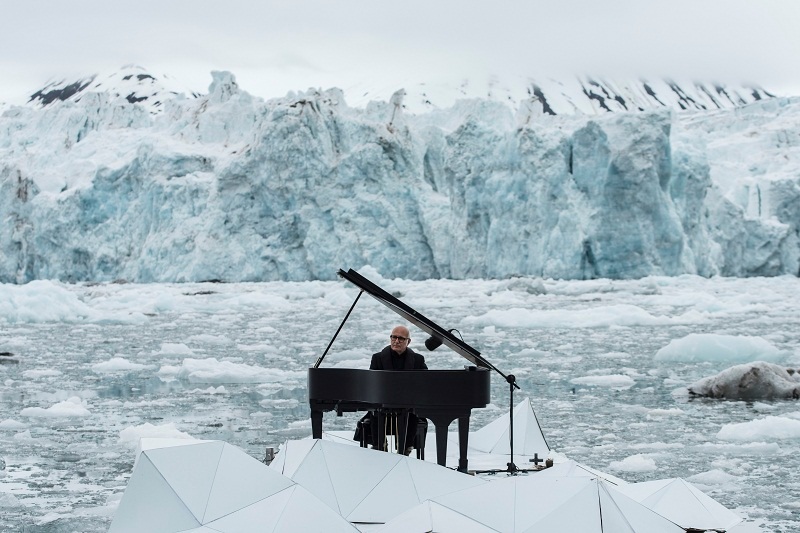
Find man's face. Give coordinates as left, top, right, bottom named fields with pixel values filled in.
left=389, top=326, right=410, bottom=354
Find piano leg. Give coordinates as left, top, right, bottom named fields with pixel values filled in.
left=372, top=411, right=385, bottom=451
left=311, top=409, right=323, bottom=439
left=424, top=412, right=466, bottom=470
left=434, top=420, right=449, bottom=468
left=458, top=416, right=470, bottom=473
left=397, top=410, right=410, bottom=454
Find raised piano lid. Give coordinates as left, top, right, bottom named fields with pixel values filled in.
left=336, top=268, right=514, bottom=384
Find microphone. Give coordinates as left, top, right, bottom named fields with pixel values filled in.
left=424, top=336, right=443, bottom=351
left=424, top=329, right=455, bottom=351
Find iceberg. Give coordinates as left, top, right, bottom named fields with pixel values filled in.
left=687, top=361, right=800, bottom=400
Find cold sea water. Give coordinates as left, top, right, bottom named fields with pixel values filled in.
left=1, top=274, right=799, bottom=531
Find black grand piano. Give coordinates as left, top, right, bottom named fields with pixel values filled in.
left=308, top=269, right=517, bottom=473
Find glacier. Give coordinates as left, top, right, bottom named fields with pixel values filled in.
left=1, top=69, right=799, bottom=283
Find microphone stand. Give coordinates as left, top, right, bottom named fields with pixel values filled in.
left=506, top=374, right=519, bottom=475
left=471, top=373, right=522, bottom=476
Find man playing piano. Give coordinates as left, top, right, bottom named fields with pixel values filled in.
left=370, top=325, right=428, bottom=371
left=354, top=325, right=428, bottom=455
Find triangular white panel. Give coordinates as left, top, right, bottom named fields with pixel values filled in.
left=429, top=502, right=502, bottom=532
left=379, top=501, right=501, bottom=533
left=639, top=479, right=686, bottom=507
left=138, top=437, right=209, bottom=453
left=135, top=437, right=205, bottom=468
left=203, top=442, right=295, bottom=522
left=602, top=482, right=685, bottom=533
left=470, top=399, right=549, bottom=457
left=597, top=484, right=638, bottom=533
left=290, top=443, right=340, bottom=513
left=273, top=439, right=317, bottom=477
left=144, top=441, right=224, bottom=522
left=405, top=455, right=486, bottom=502
left=205, top=485, right=293, bottom=532
left=646, top=480, right=716, bottom=528
left=535, top=459, right=628, bottom=485
left=618, top=477, right=742, bottom=530
left=517, top=405, right=549, bottom=456
left=470, top=410, right=512, bottom=452
left=433, top=476, right=517, bottom=532
left=321, top=430, right=360, bottom=445
left=517, top=479, right=601, bottom=532
left=109, top=453, right=201, bottom=533
left=274, top=485, right=360, bottom=532
left=321, top=441, right=403, bottom=516
left=267, top=441, right=287, bottom=474
left=347, top=461, right=420, bottom=523
left=376, top=500, right=437, bottom=533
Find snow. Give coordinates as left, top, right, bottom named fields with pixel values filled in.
left=22, top=66, right=775, bottom=118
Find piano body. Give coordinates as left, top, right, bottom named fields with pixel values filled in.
left=308, top=269, right=515, bottom=473
left=309, top=368, right=490, bottom=471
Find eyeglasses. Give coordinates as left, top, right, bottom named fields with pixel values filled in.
left=389, top=335, right=409, bottom=342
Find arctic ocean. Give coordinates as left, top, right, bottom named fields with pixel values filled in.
left=1, top=272, right=799, bottom=531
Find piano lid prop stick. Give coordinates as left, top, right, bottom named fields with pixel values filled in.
left=314, top=289, right=364, bottom=368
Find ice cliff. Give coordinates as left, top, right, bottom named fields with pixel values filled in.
left=1, top=68, right=799, bottom=283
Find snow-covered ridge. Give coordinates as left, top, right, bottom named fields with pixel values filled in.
left=1, top=70, right=799, bottom=283
left=22, top=66, right=774, bottom=116
left=346, top=75, right=775, bottom=115
left=27, top=65, right=200, bottom=115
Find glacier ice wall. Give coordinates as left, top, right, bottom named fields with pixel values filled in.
left=1, top=71, right=799, bottom=283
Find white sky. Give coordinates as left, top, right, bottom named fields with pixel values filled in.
left=1, top=0, right=799, bottom=105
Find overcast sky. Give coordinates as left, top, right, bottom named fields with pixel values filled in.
left=2, top=0, right=799, bottom=105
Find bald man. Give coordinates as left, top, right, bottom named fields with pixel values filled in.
left=369, top=325, right=428, bottom=370
left=356, top=325, right=428, bottom=455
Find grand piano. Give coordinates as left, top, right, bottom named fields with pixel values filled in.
left=308, top=269, right=517, bottom=472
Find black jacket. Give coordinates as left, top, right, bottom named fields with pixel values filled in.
left=369, top=346, right=428, bottom=370
left=355, top=346, right=429, bottom=446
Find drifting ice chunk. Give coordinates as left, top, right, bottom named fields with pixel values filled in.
left=687, top=361, right=800, bottom=400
